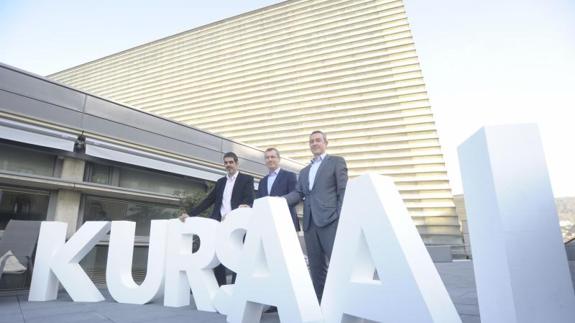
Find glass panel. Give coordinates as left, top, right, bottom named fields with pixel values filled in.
left=83, top=195, right=179, bottom=236
left=0, top=144, right=55, bottom=176
left=0, top=187, right=50, bottom=230
left=86, top=163, right=112, bottom=185
left=119, top=167, right=202, bottom=196
left=80, top=245, right=150, bottom=284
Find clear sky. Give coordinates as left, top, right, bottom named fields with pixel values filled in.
left=1, top=0, right=574, bottom=197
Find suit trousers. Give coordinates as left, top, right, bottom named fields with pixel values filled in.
left=214, top=264, right=227, bottom=286
left=214, top=264, right=238, bottom=286
left=304, top=214, right=339, bottom=302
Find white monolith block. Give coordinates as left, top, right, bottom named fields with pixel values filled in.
left=227, top=197, right=322, bottom=323
left=29, top=221, right=111, bottom=302
left=458, top=124, right=575, bottom=323
left=106, top=220, right=168, bottom=304
left=321, top=174, right=461, bottom=323
left=164, top=217, right=220, bottom=310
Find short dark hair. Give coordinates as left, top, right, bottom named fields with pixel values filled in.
left=264, top=147, right=280, bottom=158
left=310, top=130, right=327, bottom=142
left=223, top=152, right=238, bottom=162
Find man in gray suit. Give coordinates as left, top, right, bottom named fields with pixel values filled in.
left=284, top=130, right=348, bottom=302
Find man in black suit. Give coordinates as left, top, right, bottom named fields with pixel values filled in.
left=257, top=148, right=300, bottom=232
left=179, top=151, right=254, bottom=286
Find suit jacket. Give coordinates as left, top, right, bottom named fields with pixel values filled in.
left=257, top=168, right=300, bottom=231
left=189, top=172, right=255, bottom=221
left=284, top=155, right=348, bottom=231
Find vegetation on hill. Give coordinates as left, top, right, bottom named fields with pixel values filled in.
left=556, top=197, right=575, bottom=242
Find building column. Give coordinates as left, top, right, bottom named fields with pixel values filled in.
left=53, top=157, right=85, bottom=237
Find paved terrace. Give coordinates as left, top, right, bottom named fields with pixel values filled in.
left=2, top=261, right=575, bottom=323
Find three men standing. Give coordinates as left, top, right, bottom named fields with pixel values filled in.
left=179, top=131, right=348, bottom=303
left=284, top=130, right=348, bottom=302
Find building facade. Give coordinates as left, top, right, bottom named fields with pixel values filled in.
left=0, top=63, right=302, bottom=287
left=49, top=0, right=463, bottom=254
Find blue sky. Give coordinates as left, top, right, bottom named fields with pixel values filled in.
left=1, top=0, right=574, bottom=197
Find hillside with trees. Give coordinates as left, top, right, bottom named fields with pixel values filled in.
left=556, top=197, right=575, bottom=242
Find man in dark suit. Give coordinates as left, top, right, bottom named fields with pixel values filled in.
left=179, top=151, right=254, bottom=286
left=257, top=147, right=300, bottom=232
left=284, top=130, right=348, bottom=302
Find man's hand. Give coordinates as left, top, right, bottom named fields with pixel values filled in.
left=179, top=212, right=190, bottom=222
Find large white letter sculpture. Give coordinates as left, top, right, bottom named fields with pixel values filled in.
left=212, top=207, right=252, bottom=315
left=106, top=220, right=168, bottom=304
left=29, top=221, right=111, bottom=302
left=164, top=217, right=220, bottom=310
left=458, top=124, right=575, bottom=323
left=227, top=197, right=322, bottom=323
left=321, top=174, right=461, bottom=323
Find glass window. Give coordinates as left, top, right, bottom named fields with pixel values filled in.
left=118, top=167, right=204, bottom=196
left=0, top=144, right=55, bottom=176
left=0, top=187, right=49, bottom=230
left=83, top=196, right=179, bottom=236
left=84, top=163, right=113, bottom=185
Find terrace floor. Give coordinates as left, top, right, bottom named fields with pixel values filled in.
left=2, top=260, right=575, bottom=323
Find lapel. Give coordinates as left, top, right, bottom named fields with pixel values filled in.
left=311, top=154, right=330, bottom=191
left=269, top=169, right=283, bottom=195
left=302, top=165, right=312, bottom=194
left=230, top=173, right=242, bottom=201
left=260, top=175, right=269, bottom=197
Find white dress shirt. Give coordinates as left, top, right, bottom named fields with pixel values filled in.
left=267, top=168, right=280, bottom=195
left=308, top=153, right=326, bottom=190
left=220, top=171, right=238, bottom=221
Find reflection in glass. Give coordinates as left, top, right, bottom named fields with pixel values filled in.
left=0, top=187, right=49, bottom=230
left=119, top=167, right=201, bottom=195
left=83, top=196, right=179, bottom=236
left=85, top=164, right=112, bottom=185
left=0, top=144, right=55, bottom=176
